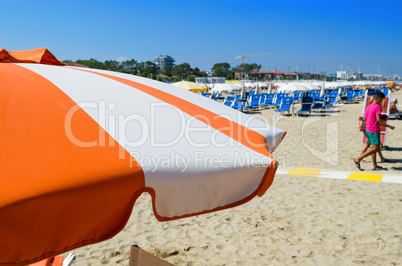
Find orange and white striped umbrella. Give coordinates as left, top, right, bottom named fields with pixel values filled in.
left=0, top=51, right=285, bottom=265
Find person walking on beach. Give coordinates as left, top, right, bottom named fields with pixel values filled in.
left=359, top=114, right=390, bottom=163
left=353, top=91, right=395, bottom=170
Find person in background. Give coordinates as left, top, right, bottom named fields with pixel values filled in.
left=389, top=98, right=401, bottom=116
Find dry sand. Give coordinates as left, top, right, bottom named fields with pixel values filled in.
left=65, top=90, right=402, bottom=265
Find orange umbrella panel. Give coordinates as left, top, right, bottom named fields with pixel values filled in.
left=0, top=48, right=66, bottom=65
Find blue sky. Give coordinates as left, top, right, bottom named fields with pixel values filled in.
left=2, top=0, right=402, bottom=76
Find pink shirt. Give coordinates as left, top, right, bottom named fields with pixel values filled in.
left=365, top=103, right=381, bottom=133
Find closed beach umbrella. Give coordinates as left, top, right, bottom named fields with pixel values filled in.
left=241, top=82, right=246, bottom=98
left=338, top=87, right=343, bottom=97
left=0, top=49, right=286, bottom=265
left=320, top=82, right=325, bottom=97
left=255, top=82, right=260, bottom=94
left=172, top=81, right=206, bottom=92
left=268, top=83, right=273, bottom=94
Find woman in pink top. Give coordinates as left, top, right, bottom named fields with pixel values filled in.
left=353, top=91, right=395, bottom=170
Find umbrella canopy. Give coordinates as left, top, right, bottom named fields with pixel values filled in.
left=354, top=81, right=369, bottom=87
left=172, top=81, right=206, bottom=92
left=244, top=82, right=256, bottom=88
left=324, top=82, right=342, bottom=88
left=0, top=61, right=285, bottom=265
left=299, top=83, right=321, bottom=91
left=210, top=83, right=241, bottom=92
left=257, top=82, right=269, bottom=88
left=277, top=83, right=310, bottom=93
left=0, top=48, right=65, bottom=65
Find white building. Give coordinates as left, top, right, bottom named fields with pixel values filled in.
left=363, top=74, right=386, bottom=81
left=388, top=74, right=400, bottom=81
left=336, top=71, right=347, bottom=79
left=195, top=77, right=226, bottom=84
left=349, top=71, right=363, bottom=80
left=154, top=55, right=175, bottom=71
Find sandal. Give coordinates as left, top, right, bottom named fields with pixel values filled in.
left=381, top=158, right=391, bottom=162
left=353, top=158, right=361, bottom=170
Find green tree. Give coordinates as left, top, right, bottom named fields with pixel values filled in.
left=198, top=71, right=208, bottom=77
left=120, top=59, right=138, bottom=74
left=232, top=63, right=261, bottom=79
left=161, top=66, right=172, bottom=76
left=76, top=58, right=106, bottom=69
left=144, top=61, right=158, bottom=76
left=212, top=63, right=231, bottom=77
left=104, top=60, right=121, bottom=71
left=191, top=67, right=200, bottom=76
left=226, top=70, right=235, bottom=80
left=137, top=61, right=158, bottom=77
left=171, top=63, right=191, bottom=78
left=242, top=63, right=261, bottom=72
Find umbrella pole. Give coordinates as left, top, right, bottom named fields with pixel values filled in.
left=292, top=93, right=295, bottom=116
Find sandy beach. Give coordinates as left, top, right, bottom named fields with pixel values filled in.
left=65, top=90, right=402, bottom=265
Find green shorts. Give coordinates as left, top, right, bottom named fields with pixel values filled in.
left=365, top=131, right=381, bottom=145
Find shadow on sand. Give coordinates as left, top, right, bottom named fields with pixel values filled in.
left=385, top=147, right=402, bottom=152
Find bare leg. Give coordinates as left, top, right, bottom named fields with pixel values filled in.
left=371, top=144, right=381, bottom=169
left=378, top=148, right=386, bottom=162
left=360, top=141, right=370, bottom=156
left=360, top=142, right=370, bottom=163
left=371, top=152, right=377, bottom=169
left=355, top=144, right=380, bottom=164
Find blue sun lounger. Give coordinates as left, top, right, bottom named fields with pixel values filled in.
left=274, top=102, right=291, bottom=116
left=296, top=97, right=313, bottom=116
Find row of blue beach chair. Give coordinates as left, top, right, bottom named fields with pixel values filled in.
left=201, top=87, right=390, bottom=115
left=220, top=92, right=338, bottom=115
left=337, top=87, right=391, bottom=104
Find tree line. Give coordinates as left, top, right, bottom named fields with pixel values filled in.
left=63, top=58, right=261, bottom=81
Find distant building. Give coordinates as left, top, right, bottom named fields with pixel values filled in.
left=349, top=71, right=363, bottom=80
left=388, top=74, right=400, bottom=81
left=364, top=74, right=375, bottom=80
left=336, top=71, right=347, bottom=80
left=195, top=77, right=226, bottom=84
left=284, top=72, right=297, bottom=79
left=363, top=74, right=385, bottom=81
left=154, top=55, right=175, bottom=71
